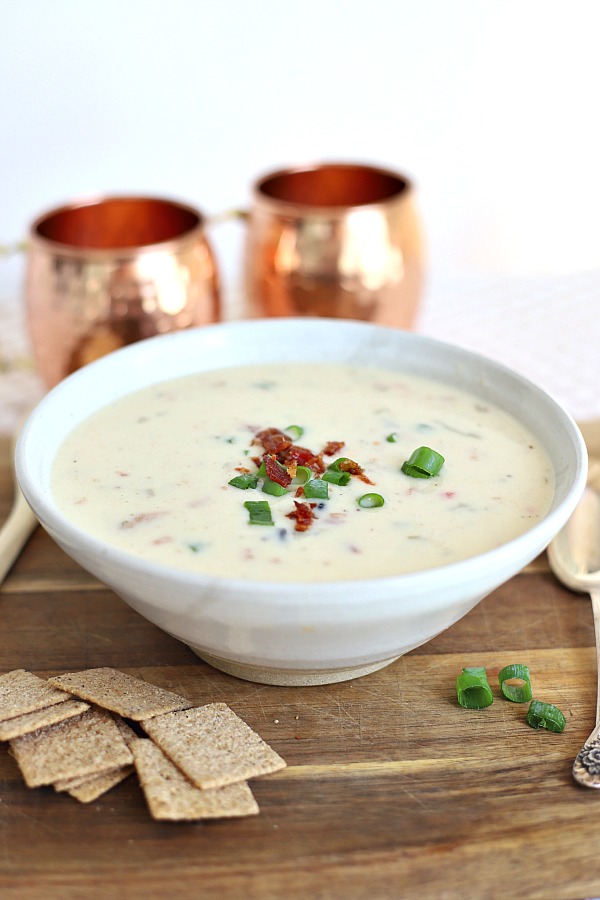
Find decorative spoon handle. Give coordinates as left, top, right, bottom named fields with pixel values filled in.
left=573, top=589, right=600, bottom=787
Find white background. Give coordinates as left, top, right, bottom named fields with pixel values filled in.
left=1, top=0, right=599, bottom=304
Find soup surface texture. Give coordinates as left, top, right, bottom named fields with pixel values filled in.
left=51, top=362, right=554, bottom=582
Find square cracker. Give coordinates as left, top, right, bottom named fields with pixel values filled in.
left=47, top=668, right=191, bottom=721
left=132, top=738, right=259, bottom=821
left=63, top=766, right=135, bottom=804
left=0, top=698, right=89, bottom=741
left=141, top=702, right=286, bottom=789
left=10, top=706, right=133, bottom=788
left=0, top=669, right=75, bottom=722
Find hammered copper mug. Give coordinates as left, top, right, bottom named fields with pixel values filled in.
left=25, top=195, right=220, bottom=387
left=243, top=162, right=424, bottom=327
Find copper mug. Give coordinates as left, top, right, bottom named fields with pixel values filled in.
left=243, top=162, right=424, bottom=327
left=25, top=195, right=220, bottom=387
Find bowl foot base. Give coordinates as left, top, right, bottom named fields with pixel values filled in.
left=186, top=646, right=400, bottom=685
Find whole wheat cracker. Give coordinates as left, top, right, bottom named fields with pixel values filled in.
left=0, top=698, right=89, bottom=741
left=0, top=669, right=76, bottom=722
left=64, top=765, right=135, bottom=803
left=140, top=702, right=286, bottom=789
left=131, top=738, right=259, bottom=821
left=10, top=706, right=134, bottom=788
left=47, top=667, right=191, bottom=720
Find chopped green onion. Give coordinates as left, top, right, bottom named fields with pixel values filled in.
left=526, top=700, right=566, bottom=733
left=187, top=542, right=206, bottom=553
left=257, top=461, right=267, bottom=476
left=401, top=446, right=445, bottom=478
left=244, top=500, right=274, bottom=526
left=292, top=466, right=312, bottom=484
left=462, top=666, right=487, bottom=678
left=285, top=424, right=304, bottom=441
left=357, top=493, right=385, bottom=508
left=262, top=477, right=288, bottom=497
left=322, top=469, right=351, bottom=486
left=228, top=473, right=259, bottom=490
left=498, top=663, right=532, bottom=703
left=303, top=478, right=329, bottom=500
left=456, top=667, right=493, bottom=709
left=386, top=432, right=398, bottom=443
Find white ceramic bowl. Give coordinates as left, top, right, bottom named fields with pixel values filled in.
left=16, top=319, right=587, bottom=685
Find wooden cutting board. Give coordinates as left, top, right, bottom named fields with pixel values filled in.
left=1, top=434, right=600, bottom=900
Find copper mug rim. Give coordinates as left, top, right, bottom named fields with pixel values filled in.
left=28, top=194, right=208, bottom=257
left=252, top=161, right=413, bottom=214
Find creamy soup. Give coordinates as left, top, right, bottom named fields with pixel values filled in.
left=51, top=362, right=554, bottom=582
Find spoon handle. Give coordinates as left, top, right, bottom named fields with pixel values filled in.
left=573, top=589, right=600, bottom=787
left=0, top=483, right=38, bottom=586
left=594, top=590, right=600, bottom=725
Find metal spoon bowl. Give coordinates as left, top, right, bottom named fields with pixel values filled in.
left=547, top=476, right=600, bottom=787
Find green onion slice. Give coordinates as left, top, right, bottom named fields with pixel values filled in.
left=461, top=666, right=487, bottom=678
left=228, top=473, right=259, bottom=490
left=262, top=477, right=288, bottom=497
left=386, top=432, right=398, bottom=443
left=322, top=469, right=351, bottom=486
left=244, top=500, right=274, bottom=526
left=456, top=667, right=493, bottom=709
left=357, top=493, right=385, bottom=508
left=401, top=446, right=445, bottom=478
left=285, top=424, right=304, bottom=441
left=498, top=663, right=532, bottom=703
left=257, top=461, right=267, bottom=477
left=292, top=466, right=312, bottom=484
left=526, top=700, right=566, bottom=733
left=303, top=478, right=329, bottom=500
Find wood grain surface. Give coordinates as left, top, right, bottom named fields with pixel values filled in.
left=1, top=435, right=600, bottom=899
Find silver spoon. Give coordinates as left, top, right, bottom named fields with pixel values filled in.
left=547, top=470, right=600, bottom=787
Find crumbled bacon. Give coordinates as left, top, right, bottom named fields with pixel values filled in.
left=265, top=454, right=292, bottom=487
left=286, top=500, right=317, bottom=532
left=254, top=428, right=292, bottom=456
left=253, top=427, right=324, bottom=474
left=336, top=458, right=375, bottom=485
left=251, top=427, right=373, bottom=485
left=322, top=440, right=345, bottom=457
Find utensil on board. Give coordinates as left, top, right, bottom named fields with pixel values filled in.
left=547, top=468, right=600, bottom=787
left=0, top=419, right=38, bottom=586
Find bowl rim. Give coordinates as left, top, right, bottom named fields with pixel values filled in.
left=16, top=318, right=589, bottom=601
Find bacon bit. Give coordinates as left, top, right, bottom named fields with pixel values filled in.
left=286, top=500, right=317, bottom=532
left=337, top=458, right=375, bottom=485
left=254, top=428, right=292, bottom=456
left=295, top=485, right=305, bottom=498
left=235, top=466, right=251, bottom=473
left=265, top=454, right=292, bottom=487
left=120, top=511, right=166, bottom=529
left=151, top=536, right=173, bottom=545
left=322, top=440, right=345, bottom=457
left=253, top=427, right=325, bottom=474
